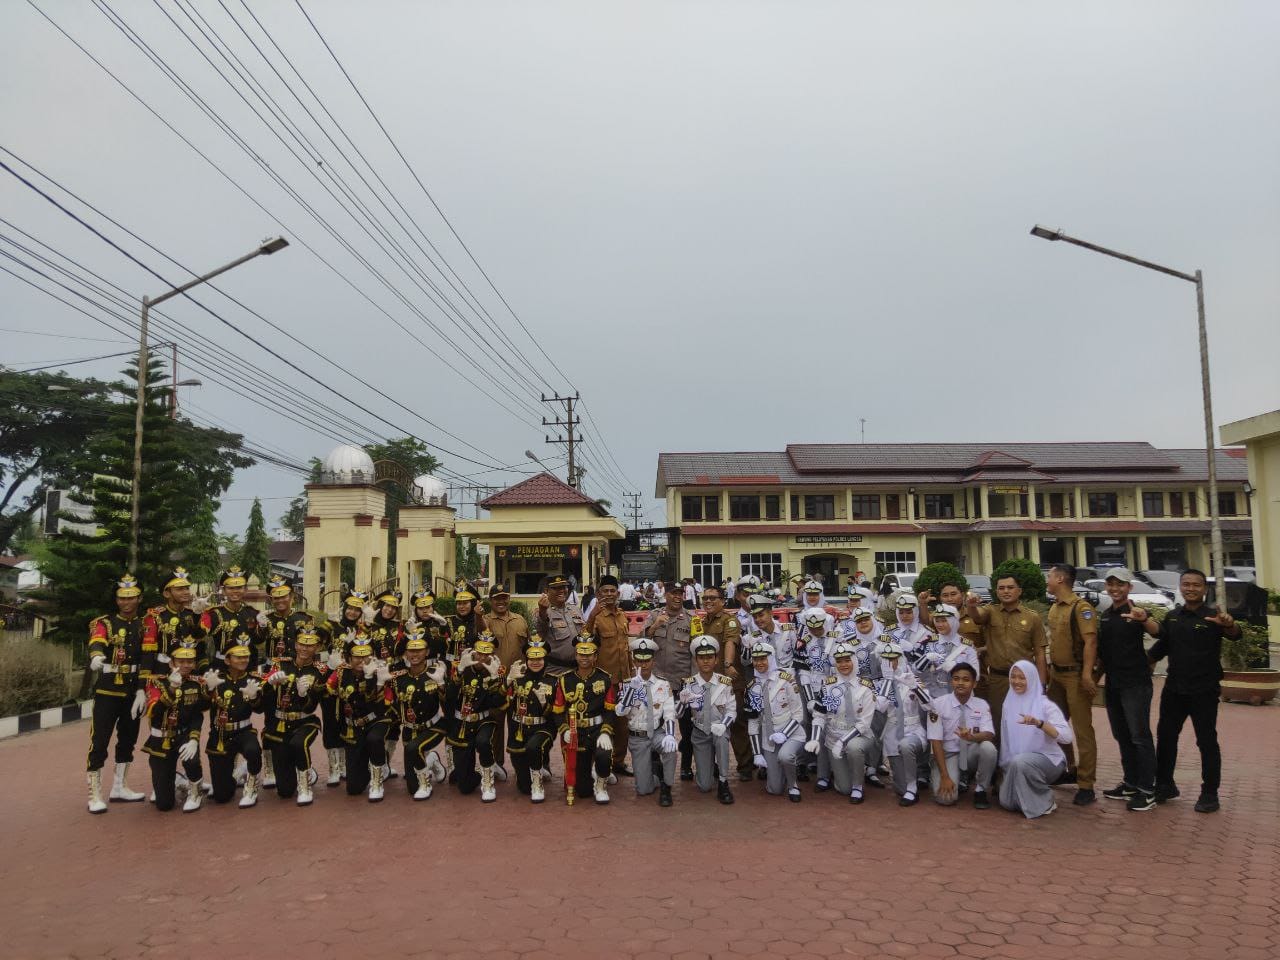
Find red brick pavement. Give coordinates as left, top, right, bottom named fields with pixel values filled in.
left=1, top=682, right=1277, bottom=960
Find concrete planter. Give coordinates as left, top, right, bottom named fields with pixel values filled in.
left=1221, top=669, right=1280, bottom=705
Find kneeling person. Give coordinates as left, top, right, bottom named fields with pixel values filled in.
left=927, top=662, right=997, bottom=809
left=388, top=631, right=448, bottom=800
left=807, top=642, right=878, bottom=803
left=617, top=637, right=678, bottom=806
left=552, top=635, right=618, bottom=805
left=261, top=629, right=327, bottom=806
left=745, top=641, right=806, bottom=802
left=682, top=636, right=737, bottom=804
left=445, top=634, right=508, bottom=802
left=142, top=646, right=206, bottom=812
left=505, top=641, right=556, bottom=802
left=203, top=643, right=264, bottom=807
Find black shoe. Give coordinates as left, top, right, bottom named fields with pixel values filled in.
left=1194, top=791, right=1220, bottom=814
left=613, top=764, right=633, bottom=778
left=1073, top=788, right=1096, bottom=806
left=659, top=785, right=673, bottom=807
left=957, top=778, right=971, bottom=796
left=815, top=778, right=831, bottom=792
left=788, top=788, right=802, bottom=802
left=1154, top=783, right=1181, bottom=804
left=1127, top=790, right=1157, bottom=812
left=1103, top=783, right=1136, bottom=801
left=1053, top=767, right=1078, bottom=786
left=717, top=781, right=734, bottom=805
left=916, top=779, right=930, bottom=794
left=680, top=768, right=694, bottom=782
left=739, top=769, right=754, bottom=783
left=899, top=792, right=919, bottom=807
left=757, top=769, right=767, bottom=781
left=973, top=789, right=991, bottom=810
left=865, top=773, right=886, bottom=790
left=849, top=789, right=865, bottom=805
left=796, top=769, right=810, bottom=782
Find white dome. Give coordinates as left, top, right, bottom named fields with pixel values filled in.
left=415, top=473, right=447, bottom=502
left=322, top=444, right=375, bottom=483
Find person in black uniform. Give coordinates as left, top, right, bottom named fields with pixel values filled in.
left=387, top=630, right=449, bottom=800
left=152, top=567, right=208, bottom=671
left=202, top=642, right=264, bottom=807
left=320, top=591, right=367, bottom=786
left=261, top=628, right=328, bottom=806
left=367, top=589, right=404, bottom=661
left=1150, top=568, right=1241, bottom=814
left=504, top=640, right=556, bottom=802
left=406, top=589, right=449, bottom=661
left=257, top=575, right=314, bottom=788
left=445, top=588, right=485, bottom=673
left=141, top=645, right=206, bottom=812
left=552, top=635, right=619, bottom=805
left=85, top=574, right=158, bottom=813
left=326, top=641, right=393, bottom=802
left=200, top=566, right=260, bottom=670
left=445, top=633, right=508, bottom=801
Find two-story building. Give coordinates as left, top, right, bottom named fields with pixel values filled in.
left=656, top=442, right=1253, bottom=592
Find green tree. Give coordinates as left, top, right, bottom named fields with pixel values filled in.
left=184, top=501, right=222, bottom=587
left=279, top=457, right=322, bottom=539
left=990, top=557, right=1047, bottom=602
left=913, top=562, right=969, bottom=600
left=241, top=498, right=271, bottom=586
left=455, top=535, right=482, bottom=582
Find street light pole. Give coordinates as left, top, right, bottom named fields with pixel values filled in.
left=1029, top=225, right=1224, bottom=579
left=128, top=237, right=288, bottom=570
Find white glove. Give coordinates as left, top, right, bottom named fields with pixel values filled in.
left=597, top=732, right=613, bottom=753
left=267, top=670, right=289, bottom=686
left=678, top=687, right=695, bottom=704
left=90, top=655, right=106, bottom=672
left=191, top=596, right=211, bottom=615
left=710, top=722, right=727, bottom=738
left=508, top=661, right=526, bottom=683
left=804, top=739, right=820, bottom=754
left=562, top=728, right=573, bottom=745
left=832, top=741, right=846, bottom=759
left=362, top=660, right=377, bottom=678
left=326, top=649, right=343, bottom=671
left=242, top=678, right=262, bottom=699
left=427, top=662, right=446, bottom=684
left=361, top=604, right=376, bottom=624
left=659, top=735, right=677, bottom=753
left=875, top=696, right=892, bottom=713
left=482, top=658, right=499, bottom=678
left=458, top=648, right=476, bottom=673
left=203, top=669, right=223, bottom=691
left=922, top=650, right=943, bottom=665
left=177, top=740, right=198, bottom=762
left=156, top=653, right=171, bottom=665
left=168, top=670, right=183, bottom=689
left=769, top=731, right=787, bottom=745
left=753, top=753, right=767, bottom=769
left=130, top=689, right=147, bottom=719
left=296, top=675, right=315, bottom=696
left=375, top=663, right=393, bottom=685
left=256, top=611, right=270, bottom=627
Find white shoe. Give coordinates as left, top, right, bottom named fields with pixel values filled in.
left=296, top=770, right=313, bottom=806
left=382, top=763, right=397, bottom=781
left=425, top=753, right=447, bottom=784
left=530, top=769, right=545, bottom=804
left=239, top=774, right=259, bottom=808
left=148, top=790, right=156, bottom=803
left=368, top=763, right=385, bottom=802
left=182, top=784, right=204, bottom=812
left=87, top=771, right=107, bottom=814
left=480, top=765, right=497, bottom=803
left=539, top=766, right=553, bottom=781
left=109, top=763, right=146, bottom=802
left=412, top=770, right=433, bottom=801
left=593, top=775, right=610, bottom=804
left=307, top=768, right=318, bottom=786
left=606, top=773, right=618, bottom=786
left=326, top=749, right=342, bottom=787
left=261, top=752, right=276, bottom=788
left=493, top=765, right=508, bottom=782
left=233, top=756, right=248, bottom=785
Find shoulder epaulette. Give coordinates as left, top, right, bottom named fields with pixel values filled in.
left=717, top=676, right=733, bottom=686
left=685, top=676, right=697, bottom=686
left=961, top=637, right=975, bottom=646
left=778, top=670, right=793, bottom=681
left=89, top=614, right=109, bottom=626
left=860, top=677, right=875, bottom=688
left=824, top=675, right=838, bottom=685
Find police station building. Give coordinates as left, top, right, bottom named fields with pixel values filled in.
left=656, top=443, right=1253, bottom=591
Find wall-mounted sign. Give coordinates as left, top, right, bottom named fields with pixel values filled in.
left=991, top=485, right=1028, bottom=495
left=496, top=544, right=580, bottom=560
left=794, top=535, right=864, bottom=546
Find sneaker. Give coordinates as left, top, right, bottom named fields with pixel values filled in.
left=1154, top=783, right=1182, bottom=804
left=815, top=778, right=831, bottom=792
left=973, top=789, right=991, bottom=810
left=899, top=791, right=918, bottom=807
left=1073, top=788, right=1097, bottom=806
left=1127, top=790, right=1157, bottom=812
left=1053, top=767, right=1077, bottom=786
left=1103, top=783, right=1137, bottom=801
left=1194, top=791, right=1220, bottom=814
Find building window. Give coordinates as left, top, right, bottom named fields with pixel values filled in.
left=850, top=495, right=881, bottom=520
left=1217, top=492, right=1238, bottom=516
left=1142, top=492, right=1165, bottom=518
left=1087, top=492, right=1118, bottom=517
left=740, top=552, right=782, bottom=588
left=875, top=551, right=917, bottom=574
left=804, top=495, right=835, bottom=520
left=692, top=553, right=723, bottom=587
left=923, top=494, right=955, bottom=519
left=703, top=496, right=720, bottom=521
left=763, top=495, right=781, bottom=521
left=1035, top=492, right=1071, bottom=518
left=1169, top=492, right=1184, bottom=517
left=729, top=495, right=760, bottom=521
left=682, top=495, right=722, bottom=522
left=885, top=494, right=901, bottom=520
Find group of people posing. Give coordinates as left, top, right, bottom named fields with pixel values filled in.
left=81, top=560, right=1238, bottom=818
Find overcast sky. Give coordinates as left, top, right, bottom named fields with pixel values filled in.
left=3, top=1, right=1278, bottom=538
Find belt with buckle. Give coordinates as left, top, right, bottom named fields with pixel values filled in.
left=220, top=719, right=253, bottom=731
left=576, top=714, right=604, bottom=728
left=403, top=711, right=442, bottom=732
left=149, top=727, right=176, bottom=738
left=277, top=710, right=315, bottom=721
left=1052, top=664, right=1080, bottom=674
left=351, top=712, right=380, bottom=728
left=454, top=709, right=493, bottom=722
left=102, top=664, right=138, bottom=675
left=517, top=716, right=546, bottom=726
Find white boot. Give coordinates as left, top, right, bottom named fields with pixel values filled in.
left=480, top=765, right=497, bottom=803
left=338, top=751, right=348, bottom=781
left=87, top=770, right=107, bottom=814
left=368, top=763, right=385, bottom=802
left=425, top=752, right=447, bottom=783
left=238, top=773, right=259, bottom=808
left=493, top=764, right=508, bottom=782
left=109, top=762, right=145, bottom=802
left=539, top=766, right=553, bottom=781
left=593, top=774, right=610, bottom=805
left=530, top=768, right=545, bottom=804
left=296, top=770, right=313, bottom=806
left=326, top=748, right=342, bottom=786
left=382, top=762, right=398, bottom=781
left=233, top=755, right=248, bottom=785
left=183, top=783, right=204, bottom=812
left=261, top=751, right=276, bottom=788
left=412, top=769, right=432, bottom=801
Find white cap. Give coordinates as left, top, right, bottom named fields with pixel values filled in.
left=802, top=609, right=828, bottom=628
left=1104, top=567, right=1134, bottom=584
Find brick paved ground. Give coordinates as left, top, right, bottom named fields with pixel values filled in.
left=2, top=681, right=1277, bottom=960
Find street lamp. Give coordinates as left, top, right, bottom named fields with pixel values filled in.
left=129, top=237, right=288, bottom=569
left=1029, top=224, right=1224, bottom=578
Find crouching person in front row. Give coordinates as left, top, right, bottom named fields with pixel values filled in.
left=745, top=640, right=806, bottom=802
left=682, top=636, right=737, bottom=805
left=806, top=642, right=878, bottom=804
left=617, top=636, right=678, bottom=806
left=927, top=662, right=997, bottom=810
left=142, top=645, right=207, bottom=812
left=203, top=642, right=264, bottom=807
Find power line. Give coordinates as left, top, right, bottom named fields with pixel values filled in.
left=14, top=349, right=139, bottom=373
left=0, top=325, right=129, bottom=343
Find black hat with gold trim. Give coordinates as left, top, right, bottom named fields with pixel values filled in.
left=344, top=589, right=369, bottom=609
left=171, top=645, right=198, bottom=661
left=545, top=574, right=570, bottom=589
left=488, top=583, right=511, bottom=599
left=473, top=631, right=496, bottom=655
left=411, top=589, right=435, bottom=609
left=525, top=640, right=548, bottom=661
left=115, top=573, right=142, bottom=598
left=163, top=567, right=191, bottom=591
left=349, top=642, right=373, bottom=658
left=218, top=566, right=248, bottom=588
left=375, top=588, right=402, bottom=608
left=403, top=630, right=428, bottom=652
left=574, top=631, right=598, bottom=656
left=267, top=574, right=292, bottom=599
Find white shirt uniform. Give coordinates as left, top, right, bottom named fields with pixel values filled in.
left=615, top=673, right=676, bottom=734
left=926, top=692, right=995, bottom=752
left=815, top=674, right=878, bottom=750
left=747, top=670, right=806, bottom=748
left=683, top=672, right=737, bottom=728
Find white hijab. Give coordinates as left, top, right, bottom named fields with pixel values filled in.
left=999, top=659, right=1064, bottom=767
left=852, top=616, right=883, bottom=644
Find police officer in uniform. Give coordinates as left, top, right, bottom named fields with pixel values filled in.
left=326, top=641, right=393, bottom=802
left=552, top=635, right=618, bottom=805
left=505, top=641, right=556, bottom=802
left=201, top=566, right=260, bottom=670
left=644, top=582, right=694, bottom=779
left=387, top=631, right=449, bottom=800
left=445, top=634, right=508, bottom=801
left=616, top=636, right=678, bottom=806
left=535, top=574, right=585, bottom=673
left=85, top=574, right=157, bottom=813
left=681, top=636, right=737, bottom=804
left=1045, top=563, right=1100, bottom=805
left=201, top=642, right=264, bottom=807
left=142, top=644, right=206, bottom=813
left=260, top=629, right=327, bottom=806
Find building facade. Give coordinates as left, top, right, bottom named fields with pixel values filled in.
left=656, top=443, right=1253, bottom=592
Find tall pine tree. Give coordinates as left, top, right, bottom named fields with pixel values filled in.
left=240, top=497, right=270, bottom=586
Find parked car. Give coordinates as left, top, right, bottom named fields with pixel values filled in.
left=1135, top=569, right=1181, bottom=598
left=964, top=574, right=992, bottom=603
left=1084, top=579, right=1175, bottom=614
left=1223, top=567, right=1257, bottom=582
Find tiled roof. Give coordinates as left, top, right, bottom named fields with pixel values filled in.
left=681, top=523, right=923, bottom=536
left=480, top=472, right=607, bottom=515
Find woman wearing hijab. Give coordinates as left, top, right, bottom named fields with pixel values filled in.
left=744, top=640, right=806, bottom=802
left=999, top=659, right=1074, bottom=819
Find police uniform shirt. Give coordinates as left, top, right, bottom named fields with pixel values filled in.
left=1047, top=596, right=1096, bottom=668
left=981, top=604, right=1048, bottom=671
left=645, top=608, right=692, bottom=689
left=925, top=693, right=994, bottom=753
left=536, top=602, right=585, bottom=670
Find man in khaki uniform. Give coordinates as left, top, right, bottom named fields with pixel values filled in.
left=646, top=582, right=695, bottom=779
left=1045, top=563, right=1099, bottom=806
left=965, top=573, right=1048, bottom=738
left=586, top=574, right=633, bottom=775
left=535, top=574, right=584, bottom=674
left=485, top=583, right=530, bottom=764
left=700, top=584, right=742, bottom=675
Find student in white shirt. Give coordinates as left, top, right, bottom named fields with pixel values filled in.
left=926, top=662, right=998, bottom=809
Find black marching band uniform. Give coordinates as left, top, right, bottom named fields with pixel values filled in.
left=445, top=589, right=484, bottom=673
left=152, top=567, right=207, bottom=671
left=204, top=640, right=266, bottom=806
left=323, top=592, right=369, bottom=784
left=326, top=641, right=393, bottom=800
left=387, top=630, right=449, bottom=799
left=260, top=628, right=328, bottom=805
left=444, top=633, right=508, bottom=800
left=406, top=589, right=449, bottom=662
left=141, top=645, right=206, bottom=812
left=552, top=635, right=619, bottom=805
left=505, top=640, right=556, bottom=802
left=200, top=566, right=260, bottom=669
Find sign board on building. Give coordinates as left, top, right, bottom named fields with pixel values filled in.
left=793, top=535, right=864, bottom=546
left=496, top=544, right=580, bottom=560
left=991, top=485, right=1028, bottom=495
left=1104, top=539, right=1120, bottom=546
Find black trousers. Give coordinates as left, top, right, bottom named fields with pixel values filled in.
left=402, top=726, right=446, bottom=792
left=320, top=697, right=344, bottom=750
left=208, top=730, right=263, bottom=803
left=86, top=692, right=140, bottom=771
left=344, top=720, right=391, bottom=795
left=1155, top=685, right=1221, bottom=793
left=567, top=728, right=612, bottom=789
left=510, top=728, right=554, bottom=794
left=678, top=711, right=694, bottom=770
left=148, top=752, right=204, bottom=811
left=1105, top=681, right=1156, bottom=792
left=451, top=720, right=498, bottom=795
left=267, top=719, right=321, bottom=798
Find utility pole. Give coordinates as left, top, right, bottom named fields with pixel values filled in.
left=859, top=418, right=866, bottom=444
left=541, top=392, right=582, bottom=488
left=623, top=492, right=642, bottom=530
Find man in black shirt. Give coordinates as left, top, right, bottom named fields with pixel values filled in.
left=1095, top=568, right=1160, bottom=812
left=1148, top=568, right=1240, bottom=814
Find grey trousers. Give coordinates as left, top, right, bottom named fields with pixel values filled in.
left=764, top=739, right=803, bottom=795
left=827, top=737, right=875, bottom=795
left=999, top=752, right=1065, bottom=819
left=691, top=726, right=732, bottom=792
left=931, top=741, right=998, bottom=802
left=629, top=730, right=676, bottom=796
left=887, top=734, right=927, bottom=796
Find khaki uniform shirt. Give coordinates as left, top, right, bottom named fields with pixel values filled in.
left=645, top=607, right=692, bottom=692
left=536, top=602, right=584, bottom=671
left=588, top=605, right=632, bottom=682
left=701, top=610, right=742, bottom=672
left=981, top=603, right=1047, bottom=671
left=957, top=612, right=984, bottom=649
left=1047, top=596, right=1096, bottom=668
left=484, top=610, right=529, bottom=670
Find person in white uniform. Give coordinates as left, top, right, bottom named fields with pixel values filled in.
left=926, top=661, right=997, bottom=809
left=806, top=641, right=879, bottom=803
left=680, top=635, right=737, bottom=804
left=745, top=640, right=805, bottom=802
left=615, top=636, right=678, bottom=807
left=999, top=659, right=1074, bottom=819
